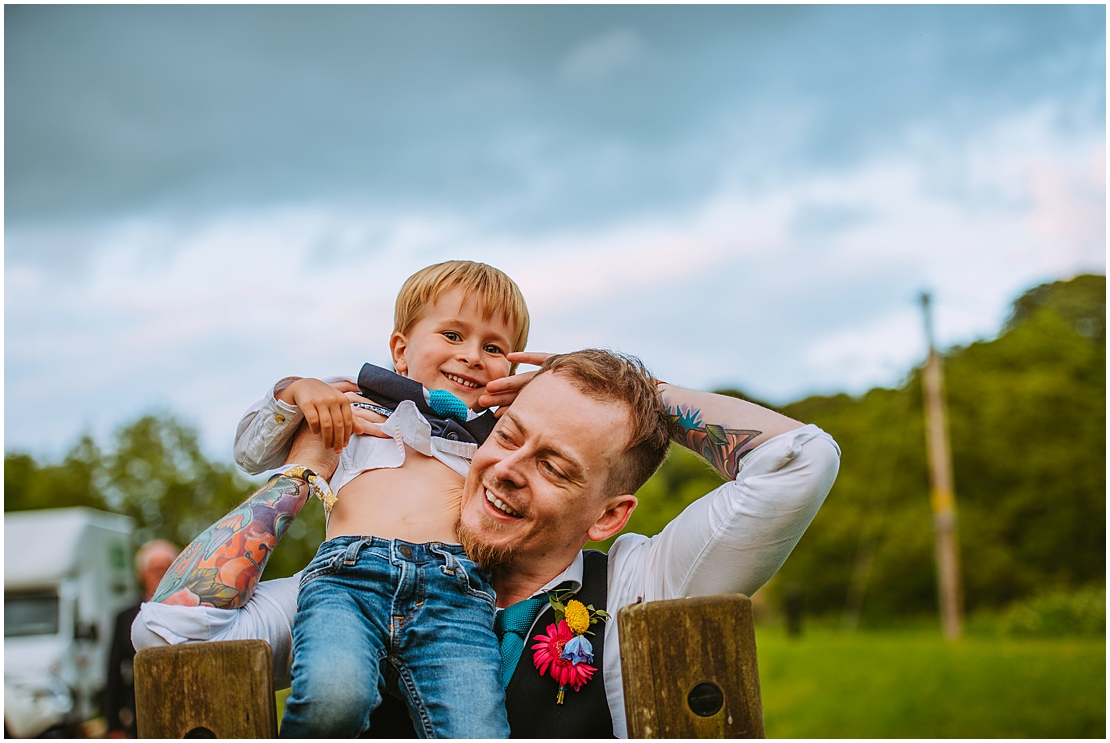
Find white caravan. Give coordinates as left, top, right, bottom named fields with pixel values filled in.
left=5, top=508, right=138, bottom=738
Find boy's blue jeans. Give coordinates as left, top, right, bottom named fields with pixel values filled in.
left=280, top=536, right=509, bottom=738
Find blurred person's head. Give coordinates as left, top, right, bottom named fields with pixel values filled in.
left=392, top=261, right=531, bottom=388
left=135, top=539, right=179, bottom=600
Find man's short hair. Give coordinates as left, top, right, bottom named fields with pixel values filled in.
left=394, top=260, right=531, bottom=373
left=537, top=349, right=674, bottom=496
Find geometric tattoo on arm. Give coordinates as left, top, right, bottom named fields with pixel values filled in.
left=150, top=474, right=310, bottom=609
left=669, top=405, right=761, bottom=481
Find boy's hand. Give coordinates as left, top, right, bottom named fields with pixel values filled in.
left=277, top=378, right=364, bottom=452
left=479, top=352, right=552, bottom=416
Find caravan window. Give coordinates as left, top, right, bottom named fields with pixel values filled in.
left=5, top=590, right=60, bottom=637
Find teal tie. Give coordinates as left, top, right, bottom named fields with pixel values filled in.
left=428, top=389, right=470, bottom=424
left=494, top=595, right=550, bottom=688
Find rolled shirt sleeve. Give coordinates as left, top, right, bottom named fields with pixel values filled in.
left=233, top=376, right=355, bottom=475
left=604, top=424, right=840, bottom=736
left=610, top=423, right=840, bottom=602
left=131, top=575, right=301, bottom=690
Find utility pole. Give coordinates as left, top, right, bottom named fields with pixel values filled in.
left=920, top=292, right=963, bottom=640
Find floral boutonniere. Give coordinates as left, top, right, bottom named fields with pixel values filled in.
left=531, top=589, right=611, bottom=704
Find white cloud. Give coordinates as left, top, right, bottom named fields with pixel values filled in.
left=5, top=104, right=1104, bottom=458
left=559, top=29, right=646, bottom=84
left=803, top=308, right=925, bottom=394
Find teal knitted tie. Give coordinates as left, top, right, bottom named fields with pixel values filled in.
left=494, top=595, right=550, bottom=688
left=428, top=388, right=470, bottom=424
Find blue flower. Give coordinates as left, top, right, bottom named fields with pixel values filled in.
left=560, top=634, right=594, bottom=665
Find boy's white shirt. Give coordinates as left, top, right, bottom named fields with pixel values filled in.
left=135, top=423, right=841, bottom=737
left=233, top=375, right=479, bottom=498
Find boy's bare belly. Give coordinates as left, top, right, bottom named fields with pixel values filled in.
left=325, top=443, right=463, bottom=543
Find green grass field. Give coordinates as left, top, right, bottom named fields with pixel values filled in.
left=756, top=626, right=1105, bottom=738
left=276, top=626, right=1104, bottom=738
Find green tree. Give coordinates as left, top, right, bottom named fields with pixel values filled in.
left=97, top=414, right=256, bottom=550
left=4, top=414, right=326, bottom=580
left=5, top=435, right=108, bottom=512
left=777, top=274, right=1105, bottom=621
left=607, top=274, right=1105, bottom=624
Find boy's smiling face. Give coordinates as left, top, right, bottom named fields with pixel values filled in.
left=390, top=287, right=515, bottom=410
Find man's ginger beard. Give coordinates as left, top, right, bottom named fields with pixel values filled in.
left=456, top=517, right=516, bottom=571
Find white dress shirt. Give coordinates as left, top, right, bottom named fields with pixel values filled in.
left=234, top=376, right=482, bottom=499
left=134, top=424, right=840, bottom=737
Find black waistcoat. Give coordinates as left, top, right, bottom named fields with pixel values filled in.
left=362, top=551, right=613, bottom=738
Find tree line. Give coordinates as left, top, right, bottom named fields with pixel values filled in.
left=6, top=275, right=1104, bottom=620
left=602, top=274, right=1105, bottom=623
left=4, top=416, right=323, bottom=581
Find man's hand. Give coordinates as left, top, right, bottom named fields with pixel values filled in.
left=277, top=378, right=364, bottom=451
left=344, top=391, right=392, bottom=438
left=478, top=352, right=552, bottom=416
left=287, top=422, right=342, bottom=480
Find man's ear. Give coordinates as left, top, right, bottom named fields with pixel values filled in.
left=586, top=494, right=638, bottom=543
left=389, top=331, right=409, bottom=375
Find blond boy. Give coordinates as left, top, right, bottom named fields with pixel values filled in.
left=233, top=261, right=528, bottom=738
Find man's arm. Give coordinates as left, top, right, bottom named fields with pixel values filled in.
left=606, top=382, right=839, bottom=604
left=657, top=383, right=802, bottom=480
left=151, top=472, right=312, bottom=609
left=608, top=423, right=839, bottom=605
left=131, top=428, right=337, bottom=692
left=482, top=354, right=802, bottom=468
left=153, top=431, right=338, bottom=609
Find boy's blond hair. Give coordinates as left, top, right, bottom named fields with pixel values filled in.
left=394, top=261, right=530, bottom=373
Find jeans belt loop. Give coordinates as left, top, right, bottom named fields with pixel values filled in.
left=433, top=542, right=456, bottom=574
left=343, top=538, right=364, bottom=566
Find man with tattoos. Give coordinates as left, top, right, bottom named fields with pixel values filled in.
left=134, top=349, right=840, bottom=738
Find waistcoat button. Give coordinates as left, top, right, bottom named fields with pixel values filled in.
left=446, top=432, right=459, bottom=441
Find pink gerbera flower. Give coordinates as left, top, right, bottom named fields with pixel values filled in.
left=532, top=620, right=596, bottom=693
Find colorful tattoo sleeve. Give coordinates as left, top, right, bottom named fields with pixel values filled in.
left=151, top=470, right=312, bottom=609
left=669, top=405, right=761, bottom=480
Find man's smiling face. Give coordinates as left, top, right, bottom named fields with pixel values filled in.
left=457, top=371, right=638, bottom=579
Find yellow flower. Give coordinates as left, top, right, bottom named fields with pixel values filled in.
left=565, top=600, right=590, bottom=635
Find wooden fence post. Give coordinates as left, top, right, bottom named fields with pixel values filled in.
left=134, top=640, right=277, bottom=738
left=619, top=595, right=765, bottom=738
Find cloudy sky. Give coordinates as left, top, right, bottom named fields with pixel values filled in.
left=5, top=5, right=1105, bottom=461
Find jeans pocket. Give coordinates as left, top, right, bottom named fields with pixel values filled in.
left=298, top=542, right=350, bottom=589
left=449, top=557, right=497, bottom=608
